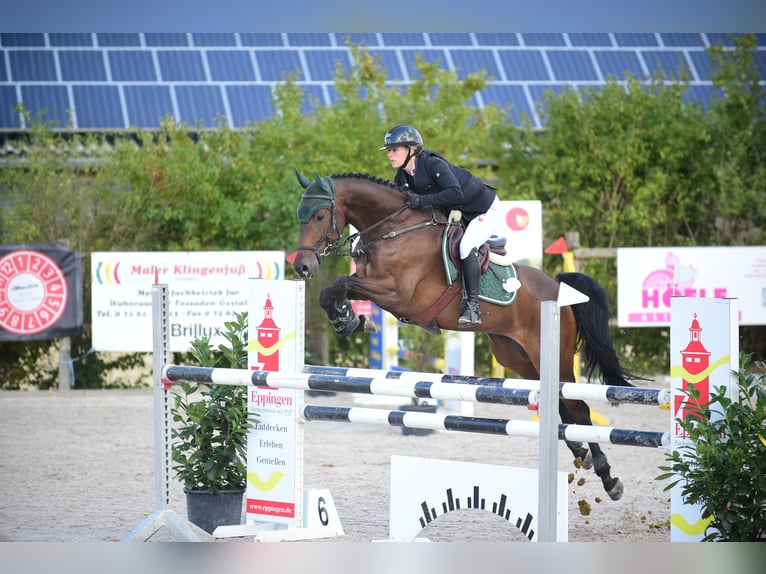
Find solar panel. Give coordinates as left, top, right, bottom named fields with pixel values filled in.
left=20, top=85, right=70, bottom=127
left=192, top=33, right=237, bottom=47
left=449, top=49, right=501, bottom=80
left=49, top=33, right=93, bottom=47
left=157, top=51, right=207, bottom=82
left=174, top=85, right=226, bottom=128
left=0, top=85, right=19, bottom=128
left=429, top=33, right=473, bottom=46
left=567, top=33, right=613, bottom=47
left=682, top=85, right=719, bottom=108
left=96, top=33, right=141, bottom=47
left=400, top=49, right=449, bottom=80
left=240, top=33, right=284, bottom=47
left=547, top=50, right=599, bottom=82
left=72, top=85, right=124, bottom=128
left=301, top=84, right=328, bottom=114
left=256, top=50, right=303, bottom=81
left=206, top=50, right=256, bottom=82
left=303, top=50, right=350, bottom=81
left=480, top=84, right=535, bottom=126
left=660, top=33, right=704, bottom=47
left=1, top=33, right=45, bottom=47
left=687, top=51, right=715, bottom=81
left=9, top=51, right=57, bottom=81
left=527, top=84, right=567, bottom=122
left=334, top=33, right=378, bottom=47
left=366, top=49, right=405, bottom=81
left=144, top=33, right=189, bottom=47
left=641, top=50, right=693, bottom=81
left=593, top=50, right=645, bottom=81
left=521, top=33, right=566, bottom=47
left=108, top=50, right=157, bottom=82
left=286, top=33, right=332, bottom=47
left=0, top=32, right=742, bottom=133
left=497, top=50, right=550, bottom=81
left=613, top=33, right=659, bottom=47
left=59, top=51, right=107, bottom=82
left=381, top=33, right=426, bottom=46
left=123, top=85, right=174, bottom=128
left=226, top=85, right=275, bottom=126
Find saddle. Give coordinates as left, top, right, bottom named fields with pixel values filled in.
left=403, top=211, right=519, bottom=335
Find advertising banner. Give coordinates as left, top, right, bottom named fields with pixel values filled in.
left=91, top=251, right=283, bottom=352
left=617, top=246, right=766, bottom=327
left=497, top=200, right=543, bottom=268
left=0, top=244, right=83, bottom=341
left=246, top=279, right=304, bottom=526
left=669, top=297, right=738, bottom=541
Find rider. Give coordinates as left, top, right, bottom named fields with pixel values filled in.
left=380, top=124, right=502, bottom=328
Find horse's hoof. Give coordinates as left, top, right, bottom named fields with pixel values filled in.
left=577, top=452, right=593, bottom=470
left=361, top=315, right=379, bottom=333
left=607, top=479, right=623, bottom=501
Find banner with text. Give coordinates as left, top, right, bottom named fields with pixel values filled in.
left=91, top=251, right=284, bottom=352
left=617, top=246, right=765, bottom=327
left=246, top=279, right=304, bottom=527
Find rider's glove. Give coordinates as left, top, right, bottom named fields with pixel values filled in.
left=406, top=192, right=421, bottom=209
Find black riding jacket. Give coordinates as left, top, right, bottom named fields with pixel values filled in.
left=394, top=150, right=496, bottom=220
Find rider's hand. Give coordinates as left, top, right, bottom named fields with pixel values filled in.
left=406, top=192, right=421, bottom=208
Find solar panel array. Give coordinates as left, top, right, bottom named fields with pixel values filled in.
left=1, top=32, right=764, bottom=131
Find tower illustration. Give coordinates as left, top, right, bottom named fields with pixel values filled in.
left=255, top=293, right=280, bottom=371
left=676, top=313, right=711, bottom=421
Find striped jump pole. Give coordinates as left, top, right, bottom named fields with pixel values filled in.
left=300, top=406, right=669, bottom=449
left=161, top=365, right=670, bottom=407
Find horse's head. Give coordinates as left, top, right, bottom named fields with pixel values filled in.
left=293, top=169, right=344, bottom=278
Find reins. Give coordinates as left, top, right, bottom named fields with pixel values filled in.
left=296, top=177, right=455, bottom=265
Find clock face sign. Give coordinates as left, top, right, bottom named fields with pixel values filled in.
left=0, top=250, right=68, bottom=335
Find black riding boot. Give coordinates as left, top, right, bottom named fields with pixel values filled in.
left=458, top=247, right=482, bottom=328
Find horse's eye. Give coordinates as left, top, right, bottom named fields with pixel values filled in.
left=314, top=212, right=326, bottom=222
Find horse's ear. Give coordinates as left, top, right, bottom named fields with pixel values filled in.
left=315, top=174, right=331, bottom=193
left=295, top=169, right=311, bottom=189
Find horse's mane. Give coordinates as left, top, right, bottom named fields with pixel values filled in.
left=330, top=172, right=405, bottom=193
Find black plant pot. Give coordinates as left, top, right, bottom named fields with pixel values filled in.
left=184, top=487, right=245, bottom=534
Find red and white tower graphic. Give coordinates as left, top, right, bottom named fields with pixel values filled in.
left=254, top=293, right=280, bottom=371
left=675, top=313, right=711, bottom=421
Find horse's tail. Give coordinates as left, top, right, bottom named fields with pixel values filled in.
left=555, top=272, right=643, bottom=387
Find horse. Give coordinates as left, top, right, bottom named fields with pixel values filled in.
left=291, top=170, right=642, bottom=501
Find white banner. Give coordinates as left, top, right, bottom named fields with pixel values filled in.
left=246, top=279, right=304, bottom=526
left=616, top=246, right=766, bottom=327
left=91, top=251, right=284, bottom=352
left=497, top=200, right=543, bottom=268
left=669, top=297, right=738, bottom=541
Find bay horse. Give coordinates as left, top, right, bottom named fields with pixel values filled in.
left=291, top=170, right=641, bottom=501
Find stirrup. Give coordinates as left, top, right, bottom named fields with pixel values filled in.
left=458, top=300, right=481, bottom=328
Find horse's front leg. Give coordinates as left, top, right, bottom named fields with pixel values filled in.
left=319, top=276, right=378, bottom=336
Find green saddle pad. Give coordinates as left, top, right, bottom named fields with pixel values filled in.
left=441, top=227, right=519, bottom=306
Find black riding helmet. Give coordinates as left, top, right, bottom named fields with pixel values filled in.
left=379, top=125, right=423, bottom=153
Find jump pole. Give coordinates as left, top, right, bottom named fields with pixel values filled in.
left=123, top=282, right=212, bottom=542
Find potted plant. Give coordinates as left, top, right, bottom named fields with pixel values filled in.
left=658, top=352, right=766, bottom=541
left=171, top=311, right=258, bottom=534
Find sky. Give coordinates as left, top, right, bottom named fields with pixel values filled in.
left=1, top=0, right=764, bottom=32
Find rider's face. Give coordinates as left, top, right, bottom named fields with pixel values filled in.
left=386, top=146, right=412, bottom=170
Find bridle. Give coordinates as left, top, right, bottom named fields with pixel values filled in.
left=295, top=173, right=451, bottom=266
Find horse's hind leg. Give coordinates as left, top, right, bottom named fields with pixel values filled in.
left=561, top=399, right=623, bottom=501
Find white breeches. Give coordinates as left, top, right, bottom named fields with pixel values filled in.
left=459, top=196, right=502, bottom=259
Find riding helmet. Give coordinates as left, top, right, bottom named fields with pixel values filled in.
left=380, top=125, right=423, bottom=152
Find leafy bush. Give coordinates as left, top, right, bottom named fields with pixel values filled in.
left=171, top=312, right=258, bottom=494
left=658, top=353, right=766, bottom=541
